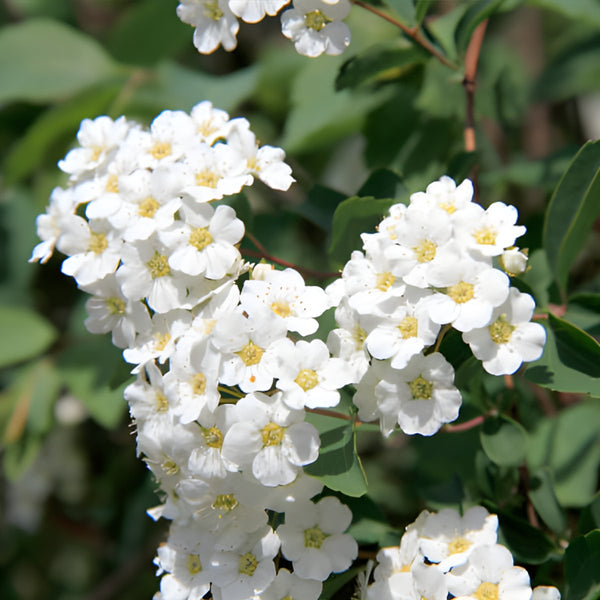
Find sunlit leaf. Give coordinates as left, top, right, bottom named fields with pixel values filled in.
left=480, top=415, right=528, bottom=467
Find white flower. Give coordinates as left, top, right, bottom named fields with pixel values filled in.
left=274, top=338, right=352, bottom=409
left=161, top=202, right=244, bottom=279
left=177, top=0, right=240, bottom=54
left=257, top=567, right=322, bottom=600
left=532, top=586, right=561, bottom=600
left=500, top=247, right=528, bottom=277
left=240, top=267, right=329, bottom=336
left=447, top=544, right=531, bottom=600
left=417, top=506, right=498, bottom=572
left=409, top=176, right=474, bottom=216
left=228, top=0, right=290, bottom=23
left=190, top=101, right=231, bottom=144
left=277, top=496, right=357, bottom=581
left=221, top=391, right=320, bottom=486
left=281, top=0, right=351, bottom=57
left=462, top=288, right=546, bottom=375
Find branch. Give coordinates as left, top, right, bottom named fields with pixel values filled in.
left=243, top=232, right=339, bottom=280
left=463, top=19, right=489, bottom=153
left=352, top=0, right=458, bottom=70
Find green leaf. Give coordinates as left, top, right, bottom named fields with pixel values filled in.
left=415, top=0, right=432, bottom=24
left=130, top=61, right=257, bottom=115
left=0, top=305, right=58, bottom=367
left=566, top=293, right=600, bottom=336
left=3, top=432, right=43, bottom=481
left=528, top=467, right=567, bottom=534
left=357, top=168, right=407, bottom=200
left=321, top=567, right=362, bottom=600
left=26, top=359, right=61, bottom=435
left=336, top=41, right=427, bottom=91
left=56, top=336, right=128, bottom=429
left=543, top=140, right=600, bottom=295
left=427, top=3, right=469, bottom=62
left=455, top=0, right=507, bottom=53
left=565, top=531, right=600, bottom=600
left=414, top=59, right=464, bottom=119
left=527, top=401, right=600, bottom=507
left=527, top=0, right=600, bottom=27
left=489, top=503, right=558, bottom=564
left=525, top=314, right=600, bottom=396
left=0, top=19, right=122, bottom=104
left=329, top=196, right=397, bottom=267
left=288, top=185, right=346, bottom=232
left=480, top=415, right=528, bottom=467
left=534, top=35, right=600, bottom=102
left=305, top=411, right=368, bottom=497
left=382, top=0, right=416, bottom=26
left=3, top=84, right=121, bottom=184
left=519, top=248, right=554, bottom=308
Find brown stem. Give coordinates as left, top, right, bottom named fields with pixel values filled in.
left=243, top=232, right=339, bottom=280
left=444, top=410, right=498, bottom=433
left=519, top=465, right=540, bottom=529
left=352, top=0, right=458, bottom=70
left=306, top=407, right=352, bottom=421
left=463, top=19, right=489, bottom=154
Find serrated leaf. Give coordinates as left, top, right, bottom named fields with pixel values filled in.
left=528, top=467, right=567, bottom=534
left=525, top=314, right=600, bottom=396
left=0, top=19, right=122, bottom=104
left=0, top=305, right=58, bottom=368
left=480, top=415, right=528, bottom=467
left=329, top=196, right=397, bottom=267
left=336, top=41, right=427, bottom=91
left=543, top=140, right=600, bottom=295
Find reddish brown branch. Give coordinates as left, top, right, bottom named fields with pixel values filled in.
left=243, top=232, right=339, bottom=280
left=352, top=0, right=458, bottom=70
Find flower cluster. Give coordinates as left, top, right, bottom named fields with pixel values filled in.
left=176, top=0, right=352, bottom=57
left=30, top=104, right=359, bottom=599
left=327, top=176, right=546, bottom=437
left=365, top=506, right=560, bottom=600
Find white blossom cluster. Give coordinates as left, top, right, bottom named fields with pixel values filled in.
left=176, top=0, right=352, bottom=57
left=364, top=506, right=561, bottom=600
left=30, top=103, right=360, bottom=599
left=327, top=176, right=546, bottom=437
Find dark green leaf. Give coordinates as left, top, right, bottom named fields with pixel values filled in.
left=528, top=467, right=567, bottom=534
left=357, top=168, right=407, bottom=200
left=3, top=432, right=43, bottom=481
left=0, top=305, right=58, bottom=367
left=427, top=3, right=469, bottom=62
left=527, top=0, right=600, bottom=27
left=565, top=531, right=600, bottom=600
left=321, top=567, right=362, bottom=600
left=382, top=0, right=416, bottom=26
left=329, top=196, right=396, bottom=267
left=525, top=315, right=600, bottom=396
left=543, top=140, right=600, bottom=295
left=336, top=41, right=427, bottom=91
left=415, top=0, right=432, bottom=24
left=480, top=415, right=528, bottom=467
left=0, top=19, right=122, bottom=104
left=565, top=293, right=600, bottom=336
left=288, top=185, right=346, bottom=232
left=455, top=0, right=507, bottom=53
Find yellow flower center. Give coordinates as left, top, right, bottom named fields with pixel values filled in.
left=106, top=296, right=125, bottom=315
left=138, top=196, right=159, bottom=218
left=271, top=300, right=291, bottom=317
left=448, top=536, right=472, bottom=555
left=475, top=582, right=499, bottom=600
left=151, top=141, right=171, bottom=160
left=304, top=9, right=331, bottom=30
left=398, top=316, right=418, bottom=339
left=105, top=174, right=119, bottom=194
left=409, top=375, right=433, bottom=400
left=474, top=226, right=497, bottom=246
left=89, top=232, right=108, bottom=254
left=202, top=426, right=223, bottom=449
left=155, top=392, right=169, bottom=412
left=238, top=552, right=258, bottom=576
left=195, top=169, right=219, bottom=188
left=203, top=0, right=224, bottom=20
left=413, top=239, right=437, bottom=263
left=237, top=341, right=264, bottom=366
left=154, top=332, right=171, bottom=352
left=189, top=227, right=213, bottom=251
left=439, top=201, right=457, bottom=215
left=90, top=146, right=103, bottom=162
left=304, top=525, right=327, bottom=549
left=191, top=372, right=207, bottom=395
left=376, top=271, right=395, bottom=291
left=161, top=458, right=179, bottom=476
left=212, top=493, right=238, bottom=512
left=261, top=422, right=285, bottom=447
left=446, top=281, right=474, bottom=304
left=147, top=252, right=170, bottom=278
left=295, top=369, right=319, bottom=392
left=187, top=554, right=202, bottom=575
left=488, top=315, right=515, bottom=344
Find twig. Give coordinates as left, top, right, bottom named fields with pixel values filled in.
left=443, top=410, right=497, bottom=433
left=463, top=19, right=489, bottom=154
left=351, top=0, right=458, bottom=70
left=243, top=232, right=339, bottom=280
